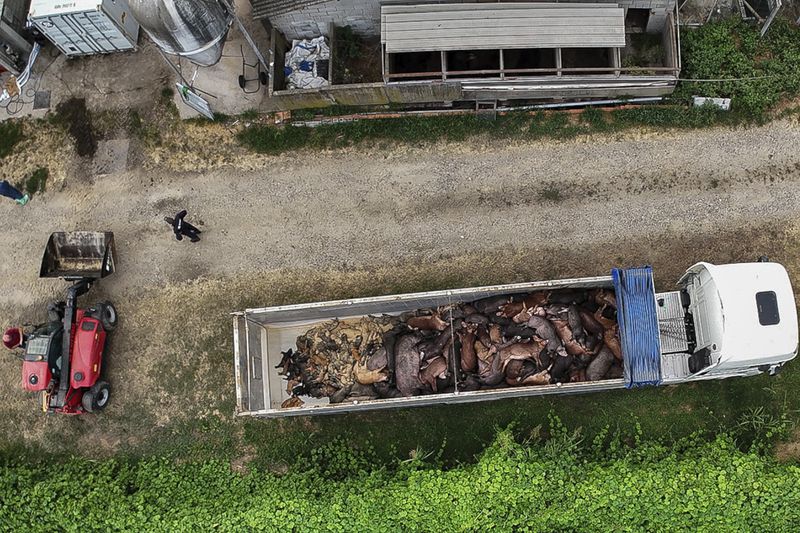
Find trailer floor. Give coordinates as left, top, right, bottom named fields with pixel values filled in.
left=1, top=115, right=800, bottom=463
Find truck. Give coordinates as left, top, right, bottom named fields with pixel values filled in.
left=233, top=261, right=798, bottom=418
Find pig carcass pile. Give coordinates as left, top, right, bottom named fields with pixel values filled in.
left=277, top=289, right=623, bottom=408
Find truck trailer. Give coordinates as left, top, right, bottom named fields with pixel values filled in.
left=233, top=261, right=798, bottom=418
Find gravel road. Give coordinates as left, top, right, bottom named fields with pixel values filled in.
left=1, top=117, right=799, bottom=454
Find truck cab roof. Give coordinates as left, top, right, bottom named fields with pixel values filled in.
left=683, top=262, right=798, bottom=370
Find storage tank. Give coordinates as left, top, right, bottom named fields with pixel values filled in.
left=127, top=0, right=233, bottom=67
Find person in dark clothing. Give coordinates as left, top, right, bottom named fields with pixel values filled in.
left=164, top=210, right=202, bottom=242
left=0, top=180, right=29, bottom=206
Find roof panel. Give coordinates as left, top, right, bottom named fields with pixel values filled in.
left=382, top=2, right=626, bottom=53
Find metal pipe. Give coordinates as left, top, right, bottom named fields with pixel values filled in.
left=495, top=97, right=664, bottom=112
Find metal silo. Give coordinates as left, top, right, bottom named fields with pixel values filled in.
left=127, top=0, right=233, bottom=67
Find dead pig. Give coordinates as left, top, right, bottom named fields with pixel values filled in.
left=420, top=356, right=449, bottom=392
left=458, top=326, right=478, bottom=373
left=407, top=314, right=448, bottom=331
left=525, top=316, right=562, bottom=353
left=586, top=347, right=615, bottom=381
left=395, top=334, right=425, bottom=396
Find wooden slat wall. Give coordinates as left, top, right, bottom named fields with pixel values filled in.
left=381, top=2, right=625, bottom=53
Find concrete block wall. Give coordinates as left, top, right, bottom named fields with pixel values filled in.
left=269, top=0, right=381, bottom=40
left=268, top=0, right=677, bottom=41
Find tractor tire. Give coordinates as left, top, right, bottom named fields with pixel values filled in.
left=82, top=381, right=111, bottom=413
left=98, top=302, right=118, bottom=332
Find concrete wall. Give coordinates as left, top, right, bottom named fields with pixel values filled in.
left=264, top=75, right=677, bottom=110
left=268, top=0, right=379, bottom=39
left=266, top=0, right=678, bottom=40
left=268, top=80, right=463, bottom=109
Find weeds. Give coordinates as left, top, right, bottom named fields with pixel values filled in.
left=21, top=167, right=48, bottom=195
left=237, top=104, right=752, bottom=155
left=734, top=406, right=792, bottom=451
left=538, top=184, right=564, bottom=202
left=0, top=121, right=24, bottom=159
left=676, top=17, right=800, bottom=115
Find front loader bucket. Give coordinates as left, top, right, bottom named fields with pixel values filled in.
left=40, top=232, right=116, bottom=280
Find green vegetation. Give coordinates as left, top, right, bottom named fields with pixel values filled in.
left=238, top=105, right=742, bottom=154
left=2, top=422, right=799, bottom=531
left=677, top=17, right=800, bottom=116
left=538, top=184, right=564, bottom=202
left=0, top=120, right=24, bottom=158
left=20, top=167, right=48, bottom=195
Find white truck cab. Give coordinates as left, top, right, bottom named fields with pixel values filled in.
left=679, top=262, right=798, bottom=377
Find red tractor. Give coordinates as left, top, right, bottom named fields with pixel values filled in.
left=9, top=232, right=117, bottom=414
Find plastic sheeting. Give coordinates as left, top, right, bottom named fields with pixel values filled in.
left=285, top=36, right=329, bottom=90
left=613, top=267, right=663, bottom=388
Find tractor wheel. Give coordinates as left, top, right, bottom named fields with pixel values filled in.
left=81, top=381, right=111, bottom=413
left=98, top=302, right=118, bottom=332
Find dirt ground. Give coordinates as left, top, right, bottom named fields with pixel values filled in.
left=1, top=116, right=800, bottom=458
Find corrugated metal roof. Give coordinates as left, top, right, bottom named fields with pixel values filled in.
left=381, top=3, right=625, bottom=53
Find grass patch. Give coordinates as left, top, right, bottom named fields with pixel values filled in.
left=0, top=121, right=24, bottom=159
left=237, top=105, right=745, bottom=155
left=240, top=109, right=259, bottom=121
left=538, top=184, right=563, bottom=202
left=21, top=167, right=48, bottom=195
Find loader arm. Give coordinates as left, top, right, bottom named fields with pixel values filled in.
left=55, top=280, right=92, bottom=407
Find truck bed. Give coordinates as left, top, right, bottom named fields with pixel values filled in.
left=234, top=273, right=653, bottom=418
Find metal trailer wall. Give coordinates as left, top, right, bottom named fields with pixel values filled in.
left=234, top=275, right=623, bottom=418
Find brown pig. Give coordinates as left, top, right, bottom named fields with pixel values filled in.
left=604, top=327, right=622, bottom=361
left=489, top=323, right=503, bottom=344
left=512, top=307, right=534, bottom=324
left=458, top=326, right=478, bottom=373
left=407, top=314, right=448, bottom=331
left=593, top=289, right=617, bottom=309
left=578, top=309, right=604, bottom=335
left=523, top=292, right=549, bottom=309
left=420, top=356, right=448, bottom=392
left=551, top=319, right=587, bottom=357
left=519, top=370, right=551, bottom=386
left=497, top=301, right=524, bottom=318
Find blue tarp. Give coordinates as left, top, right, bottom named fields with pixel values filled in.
left=612, top=267, right=662, bottom=388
